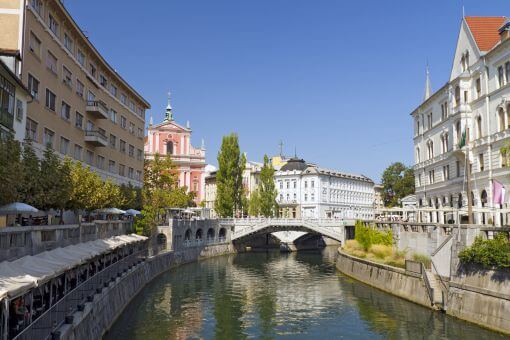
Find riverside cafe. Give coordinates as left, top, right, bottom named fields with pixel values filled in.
left=0, top=234, right=147, bottom=339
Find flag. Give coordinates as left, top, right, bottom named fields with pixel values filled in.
left=458, top=129, right=466, bottom=149
left=493, top=180, right=504, bottom=204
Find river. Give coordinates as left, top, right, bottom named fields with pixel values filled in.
left=105, top=248, right=507, bottom=339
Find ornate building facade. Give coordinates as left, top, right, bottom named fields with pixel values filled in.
left=145, top=95, right=206, bottom=203
left=275, top=158, right=374, bottom=219
left=412, top=16, right=510, bottom=225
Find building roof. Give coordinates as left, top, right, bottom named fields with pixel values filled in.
left=279, top=157, right=308, bottom=172
left=304, top=166, right=373, bottom=183
left=465, top=16, right=507, bottom=52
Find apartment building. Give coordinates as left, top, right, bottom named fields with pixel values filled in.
left=0, top=0, right=150, bottom=186
left=412, top=16, right=510, bottom=225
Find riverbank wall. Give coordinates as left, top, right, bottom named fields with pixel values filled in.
left=335, top=250, right=431, bottom=308
left=55, top=243, right=234, bottom=340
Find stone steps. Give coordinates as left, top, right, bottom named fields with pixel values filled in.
left=425, top=270, right=443, bottom=305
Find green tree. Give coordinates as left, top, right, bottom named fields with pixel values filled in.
left=39, top=146, right=71, bottom=212
left=66, top=160, right=103, bottom=211
left=248, top=189, right=261, bottom=216
left=381, top=162, right=415, bottom=207
left=0, top=137, right=22, bottom=205
left=215, top=133, right=246, bottom=217
left=258, top=154, right=278, bottom=217
left=18, top=140, right=42, bottom=207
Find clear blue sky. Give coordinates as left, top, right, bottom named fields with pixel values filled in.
left=66, top=0, right=508, bottom=182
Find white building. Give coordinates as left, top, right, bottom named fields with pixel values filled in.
left=275, top=158, right=374, bottom=219
left=412, top=16, right=510, bottom=225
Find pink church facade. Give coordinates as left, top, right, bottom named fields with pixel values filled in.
left=144, top=95, right=206, bottom=204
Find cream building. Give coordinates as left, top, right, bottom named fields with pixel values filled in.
left=0, top=0, right=150, bottom=186
left=412, top=16, right=510, bottom=225
left=275, top=158, right=374, bottom=219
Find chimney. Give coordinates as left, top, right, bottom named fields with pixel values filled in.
left=499, top=21, right=510, bottom=42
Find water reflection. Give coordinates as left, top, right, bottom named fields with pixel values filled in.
left=105, top=248, right=505, bottom=339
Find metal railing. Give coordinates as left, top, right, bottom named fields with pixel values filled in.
left=13, top=249, right=146, bottom=340
left=86, top=100, right=108, bottom=112
left=84, top=129, right=107, bottom=141
left=421, top=262, right=435, bottom=307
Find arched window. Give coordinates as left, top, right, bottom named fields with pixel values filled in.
left=481, top=190, right=488, bottom=207
left=427, top=140, right=434, bottom=159
left=416, top=147, right=421, bottom=163
left=184, top=229, right=191, bottom=240
left=195, top=229, right=203, bottom=240
left=455, top=86, right=461, bottom=106
left=507, top=104, right=510, bottom=129
left=455, top=121, right=462, bottom=144
left=476, top=116, right=482, bottom=139
left=166, top=141, right=174, bottom=155
left=499, top=108, right=505, bottom=132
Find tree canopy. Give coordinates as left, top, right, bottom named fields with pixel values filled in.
left=381, top=162, right=415, bottom=207
left=258, top=155, right=278, bottom=217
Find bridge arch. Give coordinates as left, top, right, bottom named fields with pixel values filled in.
left=207, top=228, right=215, bottom=240
left=195, top=229, right=203, bottom=240
left=184, top=229, right=192, bottom=241
left=219, top=227, right=226, bottom=239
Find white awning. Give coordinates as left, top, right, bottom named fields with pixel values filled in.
left=0, top=233, right=147, bottom=299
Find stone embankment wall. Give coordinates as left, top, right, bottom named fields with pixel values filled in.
left=335, top=250, right=431, bottom=308
left=57, top=243, right=234, bottom=340
left=447, top=265, right=510, bottom=334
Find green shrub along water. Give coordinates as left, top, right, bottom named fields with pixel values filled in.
left=354, top=220, right=393, bottom=251
left=459, top=233, right=510, bottom=269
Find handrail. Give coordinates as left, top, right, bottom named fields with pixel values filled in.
left=84, top=129, right=107, bottom=140
left=430, top=258, right=449, bottom=298
left=431, top=234, right=453, bottom=256
left=421, top=263, right=435, bottom=306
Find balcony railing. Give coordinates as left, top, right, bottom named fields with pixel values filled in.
left=84, top=129, right=108, bottom=147
left=0, top=108, right=14, bottom=130
left=86, top=100, right=108, bottom=119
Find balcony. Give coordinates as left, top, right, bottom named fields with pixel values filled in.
left=84, top=130, right=108, bottom=147
left=86, top=100, right=108, bottom=119
left=0, top=108, right=14, bottom=130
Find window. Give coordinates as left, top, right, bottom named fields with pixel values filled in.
left=89, top=63, right=96, bottom=77
left=441, top=103, right=446, bottom=121
left=59, top=137, right=69, bottom=155
left=77, top=50, right=85, bottom=66
left=110, top=109, right=117, bottom=124
left=109, top=84, right=117, bottom=97
left=120, top=115, right=127, bottom=129
left=498, top=66, right=505, bottom=87
left=428, top=170, right=435, bottom=184
left=74, top=144, right=82, bottom=161
left=96, top=155, right=105, bottom=170
left=128, top=167, right=134, bottom=179
left=119, top=164, right=125, bottom=176
left=45, top=89, right=56, bottom=111
left=63, top=33, right=73, bottom=52
left=29, top=32, right=41, bottom=57
left=476, top=78, right=481, bottom=98
left=506, top=62, right=510, bottom=85
left=48, top=14, right=59, bottom=36
left=120, top=93, right=127, bottom=105
left=305, top=181, right=308, bottom=188
left=87, top=90, right=95, bottom=102
left=46, top=50, right=57, bottom=74
left=304, top=194, right=308, bottom=201
left=99, top=74, right=107, bottom=87
left=30, top=0, right=43, bottom=16
left=166, top=141, right=173, bottom=154
left=109, top=134, right=117, bottom=148
left=25, top=118, right=37, bottom=141
left=76, top=79, right=84, bottom=97
left=136, top=170, right=142, bottom=181
left=137, top=149, right=143, bottom=161
left=86, top=120, right=94, bottom=131
left=427, top=113, right=432, bottom=129
left=129, top=100, right=135, bottom=111
left=62, top=66, right=72, bottom=87
left=120, top=140, right=126, bottom=153
left=286, top=181, right=289, bottom=189
left=129, top=144, right=134, bottom=157
left=15, top=99, right=23, bottom=121
left=418, top=174, right=422, bottom=187
left=476, top=116, right=482, bottom=139
left=456, top=160, right=461, bottom=177
left=43, top=128, right=54, bottom=148
left=499, top=108, right=505, bottom=132
left=137, top=127, right=143, bottom=138
left=311, top=180, right=315, bottom=188
left=109, top=160, right=116, bottom=173
left=293, top=181, right=296, bottom=188
left=60, top=101, right=70, bottom=121
left=129, top=122, right=135, bottom=134
left=479, top=153, right=484, bottom=172
left=28, top=74, right=39, bottom=99
left=85, top=150, right=94, bottom=165
left=427, top=140, right=434, bottom=159
left=455, top=86, right=460, bottom=106
left=464, top=90, right=468, bottom=103
left=75, top=112, right=83, bottom=129
left=443, top=165, right=449, bottom=181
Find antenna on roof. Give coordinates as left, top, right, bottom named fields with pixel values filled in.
left=462, top=5, right=465, bottom=18
left=278, top=140, right=284, bottom=157
left=294, top=146, right=297, bottom=158
left=424, top=61, right=432, bottom=101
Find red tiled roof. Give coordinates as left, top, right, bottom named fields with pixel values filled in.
left=465, top=16, right=507, bottom=52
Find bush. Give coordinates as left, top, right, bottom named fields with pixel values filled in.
left=412, top=253, right=431, bottom=269
left=369, top=244, right=393, bottom=259
left=345, top=239, right=364, bottom=252
left=355, top=220, right=393, bottom=251
left=459, top=233, right=510, bottom=269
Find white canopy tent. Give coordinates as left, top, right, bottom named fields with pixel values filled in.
left=0, top=234, right=147, bottom=300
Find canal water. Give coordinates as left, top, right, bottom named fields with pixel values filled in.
left=105, top=248, right=506, bottom=339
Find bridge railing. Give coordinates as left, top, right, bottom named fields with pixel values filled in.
left=221, top=217, right=357, bottom=227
